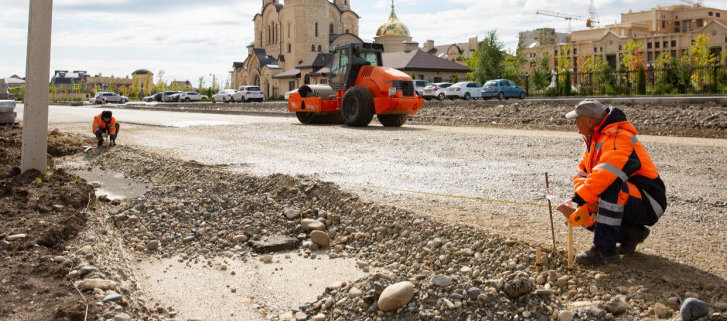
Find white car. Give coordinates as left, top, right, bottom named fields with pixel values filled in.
left=178, top=91, right=208, bottom=102
left=231, top=85, right=265, bottom=103
left=422, top=82, right=452, bottom=101
left=211, top=89, right=237, bottom=103
left=445, top=82, right=482, bottom=100
left=413, top=80, right=429, bottom=96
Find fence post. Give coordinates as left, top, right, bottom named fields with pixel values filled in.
left=525, top=74, right=530, bottom=97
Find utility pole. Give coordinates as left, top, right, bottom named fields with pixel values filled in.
left=21, top=0, right=53, bottom=173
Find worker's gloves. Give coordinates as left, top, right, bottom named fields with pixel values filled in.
left=94, top=130, right=103, bottom=136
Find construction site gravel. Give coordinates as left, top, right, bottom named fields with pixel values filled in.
left=2, top=100, right=727, bottom=321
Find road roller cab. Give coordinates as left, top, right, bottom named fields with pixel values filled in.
left=288, top=42, right=424, bottom=127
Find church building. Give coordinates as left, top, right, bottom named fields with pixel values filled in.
left=231, top=0, right=363, bottom=98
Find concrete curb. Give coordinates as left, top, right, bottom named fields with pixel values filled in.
left=121, top=105, right=294, bottom=118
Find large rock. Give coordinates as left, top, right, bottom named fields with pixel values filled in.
left=248, top=234, right=300, bottom=253
left=605, top=296, right=628, bottom=315
left=301, top=218, right=325, bottom=232
left=309, top=230, right=330, bottom=248
left=680, top=298, right=709, bottom=321
left=504, top=276, right=533, bottom=298
left=377, top=281, right=415, bottom=312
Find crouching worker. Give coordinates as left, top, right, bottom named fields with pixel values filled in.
left=557, top=99, right=667, bottom=265
left=93, top=110, right=120, bottom=147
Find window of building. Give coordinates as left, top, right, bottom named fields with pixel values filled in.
left=311, top=45, right=315, bottom=51
left=318, top=45, right=322, bottom=51
left=662, top=21, right=666, bottom=29
left=663, top=41, right=668, bottom=48
left=655, top=42, right=660, bottom=48
left=709, top=11, right=713, bottom=16
left=288, top=43, right=291, bottom=53
left=696, top=19, right=703, bottom=28
left=647, top=42, right=652, bottom=49
left=717, top=13, right=721, bottom=17
left=330, top=23, right=334, bottom=34
left=619, top=45, right=622, bottom=50
left=315, top=22, right=319, bottom=37
left=600, top=47, right=603, bottom=52
left=573, top=48, right=577, bottom=55
left=288, top=23, right=291, bottom=38
left=648, top=52, right=653, bottom=61
left=555, top=50, right=558, bottom=56
left=671, top=40, right=676, bottom=47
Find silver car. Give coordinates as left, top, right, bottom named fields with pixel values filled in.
left=422, top=82, right=453, bottom=101
left=91, top=92, right=128, bottom=104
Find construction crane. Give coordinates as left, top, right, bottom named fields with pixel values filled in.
left=679, top=0, right=703, bottom=7
left=536, top=0, right=599, bottom=33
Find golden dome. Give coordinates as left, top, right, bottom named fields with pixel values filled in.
left=375, top=2, right=411, bottom=37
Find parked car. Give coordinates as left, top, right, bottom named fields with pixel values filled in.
left=413, top=80, right=430, bottom=96
left=482, top=79, right=526, bottom=100
left=445, top=82, right=482, bottom=100
left=162, top=91, right=182, bottom=102
left=91, top=92, right=128, bottom=104
left=211, top=89, right=237, bottom=103
left=178, top=91, right=208, bottom=102
left=142, top=95, right=155, bottom=102
left=422, top=82, right=453, bottom=101
left=285, top=89, right=298, bottom=100
left=231, top=85, right=265, bottom=102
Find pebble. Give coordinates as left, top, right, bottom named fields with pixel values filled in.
left=558, top=310, right=574, bottom=321
left=146, top=240, right=160, bottom=250
left=349, top=287, right=363, bottom=298
left=113, top=313, right=132, bottom=321
left=312, top=314, right=326, bottom=321
left=377, top=281, right=415, bottom=312
left=6, top=234, right=26, bottom=241
left=466, top=287, right=481, bottom=300
left=285, top=209, right=301, bottom=219
left=432, top=275, right=452, bottom=287
left=680, top=298, right=709, bottom=321
left=309, top=230, right=331, bottom=248
left=260, top=255, right=273, bottom=263
left=75, top=279, right=118, bottom=291
left=294, top=311, right=307, bottom=320
left=232, top=235, right=248, bottom=242
left=605, top=296, right=628, bottom=315
left=301, top=219, right=325, bottom=232
left=654, top=302, right=671, bottom=319
left=103, top=292, right=123, bottom=302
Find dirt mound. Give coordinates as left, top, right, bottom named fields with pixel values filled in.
left=0, top=124, right=96, bottom=321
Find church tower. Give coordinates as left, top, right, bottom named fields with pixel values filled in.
left=334, top=0, right=351, bottom=11
left=374, top=0, right=413, bottom=52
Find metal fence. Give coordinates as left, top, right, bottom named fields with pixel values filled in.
left=519, top=65, right=727, bottom=97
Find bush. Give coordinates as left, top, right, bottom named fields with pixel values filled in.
left=637, top=66, right=646, bottom=95
left=578, top=85, right=593, bottom=96
left=545, top=87, right=559, bottom=97
left=561, top=70, right=572, bottom=96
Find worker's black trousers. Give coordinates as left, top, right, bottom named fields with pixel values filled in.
left=591, top=181, right=655, bottom=247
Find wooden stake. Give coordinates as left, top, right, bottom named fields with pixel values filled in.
left=545, top=173, right=557, bottom=253
left=567, top=222, right=574, bottom=269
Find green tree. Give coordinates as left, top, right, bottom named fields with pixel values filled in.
left=210, top=74, right=219, bottom=92
left=49, top=83, right=57, bottom=101
left=531, top=49, right=551, bottom=91
left=452, top=75, right=459, bottom=83
left=636, top=65, right=646, bottom=95
left=197, top=76, right=205, bottom=92
left=556, top=45, right=572, bottom=95
left=79, top=79, right=87, bottom=93
left=503, top=37, right=526, bottom=80
left=469, top=30, right=505, bottom=83
left=593, top=56, right=614, bottom=93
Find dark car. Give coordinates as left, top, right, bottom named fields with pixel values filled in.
left=481, top=79, right=526, bottom=100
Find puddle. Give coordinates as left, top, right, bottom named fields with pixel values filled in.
left=59, top=160, right=149, bottom=200
left=133, top=252, right=368, bottom=321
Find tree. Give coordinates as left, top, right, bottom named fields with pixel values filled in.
left=556, top=44, right=572, bottom=95
left=689, top=33, right=716, bottom=89
left=469, top=30, right=505, bottom=83
left=637, top=65, right=646, bottom=95
left=198, top=76, right=205, bottom=92
left=452, top=75, right=459, bottom=83
left=155, top=70, right=168, bottom=92
left=621, top=39, right=645, bottom=72
left=503, top=37, right=526, bottom=80
left=530, top=48, right=551, bottom=91
left=593, top=56, right=614, bottom=93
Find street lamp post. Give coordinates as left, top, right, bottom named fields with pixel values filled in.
left=21, top=0, right=53, bottom=173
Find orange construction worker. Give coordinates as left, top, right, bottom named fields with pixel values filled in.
left=92, top=110, right=120, bottom=147
left=557, top=99, right=667, bottom=265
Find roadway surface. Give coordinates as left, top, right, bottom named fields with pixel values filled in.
left=15, top=104, right=727, bottom=279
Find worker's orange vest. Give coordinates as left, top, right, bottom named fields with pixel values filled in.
left=92, top=114, right=117, bottom=135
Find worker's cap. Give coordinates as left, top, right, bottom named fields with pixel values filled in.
left=565, top=99, right=606, bottom=120
left=102, top=110, right=112, bottom=119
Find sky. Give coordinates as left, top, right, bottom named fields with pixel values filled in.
left=0, top=0, right=721, bottom=88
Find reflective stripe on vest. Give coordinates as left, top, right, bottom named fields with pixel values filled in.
left=594, top=162, right=628, bottom=182
left=599, top=199, right=624, bottom=213
left=596, top=214, right=622, bottom=227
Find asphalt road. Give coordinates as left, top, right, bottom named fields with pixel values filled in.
left=15, top=104, right=727, bottom=279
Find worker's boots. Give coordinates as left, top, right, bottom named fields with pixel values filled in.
left=109, top=140, right=116, bottom=147
left=97, top=139, right=104, bottom=147
left=575, top=246, right=620, bottom=265
left=618, top=225, right=650, bottom=254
